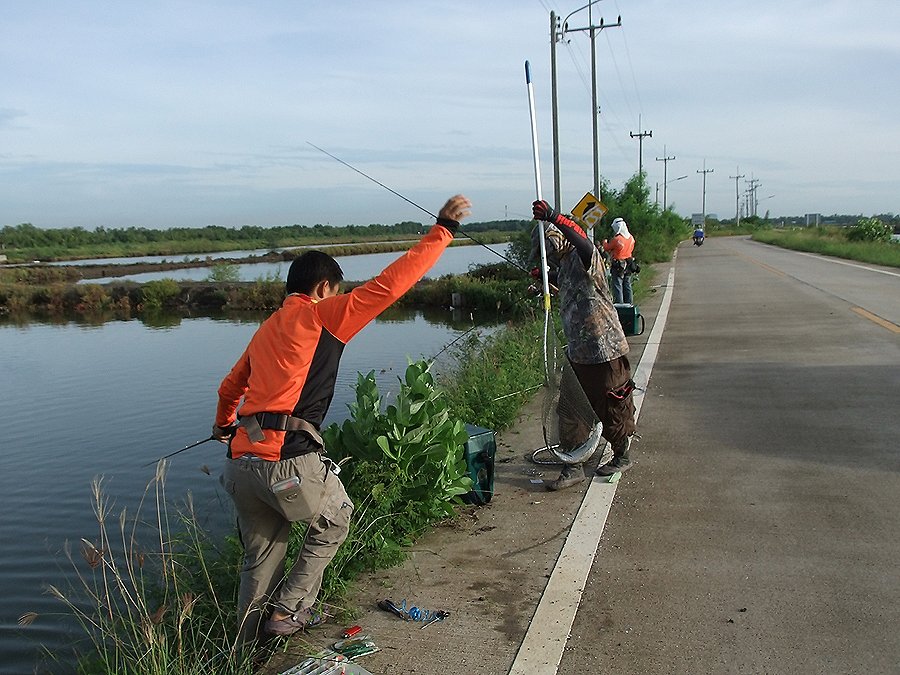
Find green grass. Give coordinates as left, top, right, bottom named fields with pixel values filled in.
left=752, top=228, right=900, bottom=268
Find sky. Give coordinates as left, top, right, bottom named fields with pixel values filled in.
left=1, top=0, right=898, bottom=230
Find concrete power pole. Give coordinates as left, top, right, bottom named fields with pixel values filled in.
left=655, top=145, right=676, bottom=211
left=697, top=159, right=714, bottom=227
left=630, top=114, right=652, bottom=177
left=730, top=166, right=745, bottom=227
left=559, top=3, right=621, bottom=241
left=747, top=177, right=761, bottom=216
left=550, top=11, right=561, bottom=209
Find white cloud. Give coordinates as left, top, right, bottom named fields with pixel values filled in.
left=0, top=0, right=897, bottom=228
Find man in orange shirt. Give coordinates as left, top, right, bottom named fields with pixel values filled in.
left=602, top=217, right=636, bottom=304
left=213, top=195, right=471, bottom=644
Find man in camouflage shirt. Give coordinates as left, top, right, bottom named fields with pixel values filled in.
left=532, top=200, right=637, bottom=490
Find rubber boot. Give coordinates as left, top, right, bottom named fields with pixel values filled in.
left=596, top=437, right=634, bottom=476
left=547, top=464, right=586, bottom=491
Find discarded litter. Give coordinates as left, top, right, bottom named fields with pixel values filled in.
left=341, top=625, right=362, bottom=639
left=377, top=598, right=449, bottom=625
left=530, top=479, right=544, bottom=484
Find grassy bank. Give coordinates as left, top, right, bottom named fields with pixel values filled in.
left=752, top=228, right=900, bottom=268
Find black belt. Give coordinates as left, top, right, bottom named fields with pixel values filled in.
left=238, top=412, right=324, bottom=448
left=257, top=412, right=309, bottom=432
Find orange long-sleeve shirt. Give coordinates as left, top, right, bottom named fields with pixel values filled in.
left=216, top=223, right=454, bottom=460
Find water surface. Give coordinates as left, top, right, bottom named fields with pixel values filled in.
left=0, top=246, right=511, bottom=673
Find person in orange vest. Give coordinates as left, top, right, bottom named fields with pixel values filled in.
left=212, top=195, right=471, bottom=645
left=602, top=217, right=636, bottom=304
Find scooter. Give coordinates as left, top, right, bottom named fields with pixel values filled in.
left=692, top=230, right=705, bottom=246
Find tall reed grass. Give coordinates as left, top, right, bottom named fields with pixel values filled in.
left=25, top=463, right=311, bottom=674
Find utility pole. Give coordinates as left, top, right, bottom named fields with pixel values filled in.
left=550, top=11, right=561, bottom=209
left=655, top=145, right=676, bottom=210
left=697, top=159, right=714, bottom=228
left=559, top=2, right=622, bottom=241
left=729, top=166, right=745, bottom=227
left=747, top=176, right=761, bottom=217
left=630, top=114, right=652, bottom=177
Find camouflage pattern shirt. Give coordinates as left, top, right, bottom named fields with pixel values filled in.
left=548, top=226, right=629, bottom=365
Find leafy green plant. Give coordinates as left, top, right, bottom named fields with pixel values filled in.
left=846, top=217, right=892, bottom=243
left=316, top=361, right=472, bottom=595
left=140, top=279, right=181, bottom=311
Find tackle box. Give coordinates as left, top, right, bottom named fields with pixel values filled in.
left=461, top=423, right=496, bottom=505
left=614, top=303, right=645, bottom=336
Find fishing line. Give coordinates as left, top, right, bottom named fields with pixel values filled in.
left=305, top=141, right=530, bottom=274
left=143, top=435, right=216, bottom=467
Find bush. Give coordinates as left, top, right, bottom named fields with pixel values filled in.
left=318, top=361, right=472, bottom=594
left=846, top=217, right=892, bottom=243
left=206, top=263, right=240, bottom=283
left=140, top=279, right=182, bottom=311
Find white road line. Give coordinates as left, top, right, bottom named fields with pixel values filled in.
left=751, top=240, right=900, bottom=278
left=508, top=254, right=678, bottom=675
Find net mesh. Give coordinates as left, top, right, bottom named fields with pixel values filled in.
left=537, top=318, right=607, bottom=465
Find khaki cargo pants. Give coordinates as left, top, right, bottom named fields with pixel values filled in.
left=222, top=452, right=353, bottom=643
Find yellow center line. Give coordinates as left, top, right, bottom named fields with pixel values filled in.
left=851, top=307, right=900, bottom=334
left=730, top=249, right=787, bottom=277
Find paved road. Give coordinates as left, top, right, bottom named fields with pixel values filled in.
left=559, top=237, right=900, bottom=674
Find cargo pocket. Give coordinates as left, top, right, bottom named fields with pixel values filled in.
left=315, top=482, right=353, bottom=547
left=272, top=455, right=328, bottom=523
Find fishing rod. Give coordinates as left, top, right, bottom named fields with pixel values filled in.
left=525, top=60, right=552, bottom=386
left=306, top=141, right=530, bottom=274
left=143, top=435, right=217, bottom=467
left=144, top=326, right=479, bottom=468
left=427, top=323, right=479, bottom=368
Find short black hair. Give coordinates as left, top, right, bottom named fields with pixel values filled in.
left=285, top=251, right=344, bottom=295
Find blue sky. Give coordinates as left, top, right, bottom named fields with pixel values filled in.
left=1, top=0, right=897, bottom=229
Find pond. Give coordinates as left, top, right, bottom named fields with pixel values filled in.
left=76, top=243, right=513, bottom=284
left=0, top=245, right=514, bottom=673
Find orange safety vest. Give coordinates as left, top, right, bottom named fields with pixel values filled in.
left=602, top=234, right=635, bottom=261
left=216, top=224, right=453, bottom=461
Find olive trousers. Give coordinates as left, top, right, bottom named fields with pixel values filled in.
left=222, top=452, right=353, bottom=643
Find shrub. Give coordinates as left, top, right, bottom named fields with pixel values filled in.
left=846, top=217, right=892, bottom=243
left=140, top=279, right=182, bottom=311
left=206, top=263, right=241, bottom=283
left=319, top=361, right=472, bottom=593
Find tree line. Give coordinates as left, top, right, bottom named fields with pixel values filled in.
left=0, top=219, right=528, bottom=252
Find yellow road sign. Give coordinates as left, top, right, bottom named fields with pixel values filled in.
left=570, top=192, right=607, bottom=230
